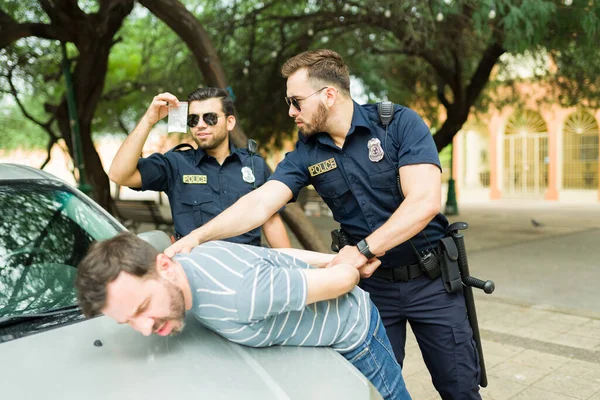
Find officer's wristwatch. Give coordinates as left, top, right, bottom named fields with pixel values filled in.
left=357, top=239, right=376, bottom=259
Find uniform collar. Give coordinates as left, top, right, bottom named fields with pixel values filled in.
left=347, top=100, right=374, bottom=136
left=298, top=100, right=374, bottom=146
left=194, top=139, right=241, bottom=165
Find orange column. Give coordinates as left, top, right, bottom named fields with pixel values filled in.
left=488, top=112, right=503, bottom=200
left=545, top=111, right=560, bottom=201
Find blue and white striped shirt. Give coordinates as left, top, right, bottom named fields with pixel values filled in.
left=176, top=241, right=371, bottom=352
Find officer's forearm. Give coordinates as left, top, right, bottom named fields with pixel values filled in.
left=189, top=182, right=286, bottom=243
left=366, top=193, right=439, bottom=256
left=108, top=115, right=154, bottom=185
left=262, top=214, right=292, bottom=248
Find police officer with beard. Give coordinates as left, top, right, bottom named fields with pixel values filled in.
left=109, top=87, right=291, bottom=248
left=166, top=51, right=481, bottom=399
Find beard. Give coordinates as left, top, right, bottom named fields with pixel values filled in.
left=191, top=124, right=229, bottom=150
left=299, top=102, right=329, bottom=137
left=152, top=277, right=186, bottom=336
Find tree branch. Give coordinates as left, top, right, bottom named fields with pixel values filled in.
left=6, top=66, right=56, bottom=132
left=0, top=8, right=14, bottom=25
left=140, top=0, right=229, bottom=89
left=466, top=41, right=505, bottom=106
left=39, top=135, right=59, bottom=170
left=451, top=48, right=463, bottom=104
left=39, top=0, right=60, bottom=23
left=0, top=20, right=71, bottom=49
left=5, top=64, right=60, bottom=168
left=101, top=81, right=147, bottom=101
left=436, top=79, right=451, bottom=109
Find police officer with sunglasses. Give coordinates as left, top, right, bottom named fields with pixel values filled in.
left=108, top=87, right=291, bottom=248
left=166, top=51, right=482, bottom=399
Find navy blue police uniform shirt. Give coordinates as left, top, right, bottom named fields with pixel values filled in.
left=271, top=101, right=449, bottom=267
left=136, top=142, right=269, bottom=246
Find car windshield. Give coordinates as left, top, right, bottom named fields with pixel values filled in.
left=0, top=181, right=120, bottom=320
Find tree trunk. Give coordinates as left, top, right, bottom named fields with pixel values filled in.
left=434, top=42, right=505, bottom=152
left=55, top=101, right=111, bottom=208
left=143, top=0, right=327, bottom=251
left=51, top=1, right=134, bottom=210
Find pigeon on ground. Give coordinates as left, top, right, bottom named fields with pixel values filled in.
left=531, top=219, right=544, bottom=228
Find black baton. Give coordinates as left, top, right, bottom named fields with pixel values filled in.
left=447, top=222, right=495, bottom=388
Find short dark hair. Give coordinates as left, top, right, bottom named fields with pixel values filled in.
left=187, top=87, right=236, bottom=116
left=75, top=232, right=159, bottom=318
left=281, top=49, right=350, bottom=95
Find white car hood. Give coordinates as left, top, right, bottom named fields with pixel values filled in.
left=1, top=314, right=381, bottom=400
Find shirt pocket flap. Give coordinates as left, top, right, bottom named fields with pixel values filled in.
left=313, top=176, right=351, bottom=198
left=180, top=192, right=213, bottom=206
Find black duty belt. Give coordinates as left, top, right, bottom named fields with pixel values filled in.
left=370, top=263, right=424, bottom=282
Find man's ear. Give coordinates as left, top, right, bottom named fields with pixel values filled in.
left=226, top=115, right=236, bottom=131
left=155, top=253, right=174, bottom=278
left=325, top=87, right=337, bottom=108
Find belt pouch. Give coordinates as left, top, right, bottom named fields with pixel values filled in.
left=438, top=237, right=463, bottom=293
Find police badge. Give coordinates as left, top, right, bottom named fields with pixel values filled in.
left=241, top=166, right=255, bottom=183
left=367, top=138, right=384, bottom=162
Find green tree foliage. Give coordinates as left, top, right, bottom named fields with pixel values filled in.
left=199, top=0, right=599, bottom=151
left=93, top=6, right=193, bottom=137
left=1, top=0, right=598, bottom=254
left=551, top=45, right=600, bottom=109
left=0, top=38, right=63, bottom=155
left=2, top=0, right=599, bottom=155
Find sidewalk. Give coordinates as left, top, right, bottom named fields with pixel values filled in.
left=404, top=297, right=600, bottom=399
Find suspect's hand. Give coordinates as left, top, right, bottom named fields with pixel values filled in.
left=357, top=258, right=381, bottom=279
left=164, top=235, right=199, bottom=258
left=331, top=245, right=368, bottom=269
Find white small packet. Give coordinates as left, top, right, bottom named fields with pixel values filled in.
left=167, top=101, right=188, bottom=133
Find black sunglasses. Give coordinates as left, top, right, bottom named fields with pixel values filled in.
left=284, top=87, right=328, bottom=112
left=187, top=112, right=224, bottom=128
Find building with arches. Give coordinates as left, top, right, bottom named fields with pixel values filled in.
left=452, top=85, right=600, bottom=203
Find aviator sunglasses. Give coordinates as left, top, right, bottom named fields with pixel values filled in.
left=284, top=87, right=328, bottom=112
left=187, top=112, right=224, bottom=128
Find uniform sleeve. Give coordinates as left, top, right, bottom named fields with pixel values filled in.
left=269, top=143, right=311, bottom=202
left=137, top=152, right=177, bottom=192
left=235, top=262, right=307, bottom=322
left=394, top=108, right=442, bottom=172
left=256, top=157, right=286, bottom=213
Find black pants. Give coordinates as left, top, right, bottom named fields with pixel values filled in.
left=359, top=274, right=481, bottom=400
